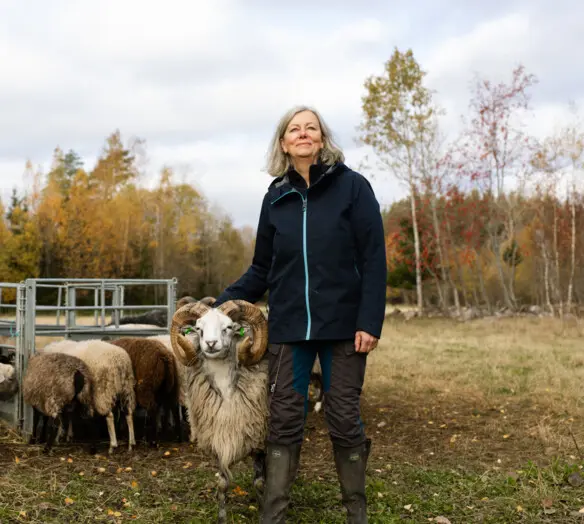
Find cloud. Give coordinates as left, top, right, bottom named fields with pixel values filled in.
left=0, top=1, right=582, bottom=228
left=423, top=5, right=584, bottom=139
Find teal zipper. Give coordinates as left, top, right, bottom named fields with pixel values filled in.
left=270, top=188, right=312, bottom=340
left=301, top=197, right=311, bottom=340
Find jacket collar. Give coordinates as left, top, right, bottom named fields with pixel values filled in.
left=269, top=160, right=346, bottom=200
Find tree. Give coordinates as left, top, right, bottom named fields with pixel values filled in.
left=0, top=188, right=41, bottom=283
left=359, top=47, right=438, bottom=313
left=456, top=65, right=537, bottom=310
left=531, top=104, right=584, bottom=314
left=89, top=130, right=142, bottom=199
left=47, top=147, right=83, bottom=199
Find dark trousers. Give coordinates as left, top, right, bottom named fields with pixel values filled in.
left=266, top=340, right=367, bottom=448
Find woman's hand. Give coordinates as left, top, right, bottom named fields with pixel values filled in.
left=354, top=331, right=378, bottom=353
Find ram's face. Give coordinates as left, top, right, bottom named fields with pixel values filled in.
left=192, top=309, right=241, bottom=360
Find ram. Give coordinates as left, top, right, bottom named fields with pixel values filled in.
left=170, top=299, right=268, bottom=524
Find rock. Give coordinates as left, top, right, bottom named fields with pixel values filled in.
left=403, top=310, right=418, bottom=321
left=528, top=305, right=542, bottom=315
left=386, top=308, right=405, bottom=320
left=568, top=472, right=584, bottom=487
left=460, top=307, right=480, bottom=321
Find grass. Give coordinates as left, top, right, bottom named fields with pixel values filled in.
left=2, top=314, right=584, bottom=522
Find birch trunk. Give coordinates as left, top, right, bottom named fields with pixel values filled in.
left=409, top=178, right=424, bottom=313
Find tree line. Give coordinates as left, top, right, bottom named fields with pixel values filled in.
left=0, top=131, right=254, bottom=304
left=361, top=50, right=584, bottom=315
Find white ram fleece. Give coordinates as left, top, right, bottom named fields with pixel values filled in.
left=184, top=358, right=269, bottom=474
left=43, top=339, right=136, bottom=416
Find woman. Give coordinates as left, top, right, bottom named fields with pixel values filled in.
left=214, top=106, right=387, bottom=523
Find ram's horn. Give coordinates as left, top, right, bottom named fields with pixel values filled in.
left=218, top=300, right=268, bottom=365
left=170, top=302, right=210, bottom=367
left=176, top=295, right=197, bottom=309
left=199, top=296, right=217, bottom=306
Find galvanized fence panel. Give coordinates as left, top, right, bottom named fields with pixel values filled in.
left=0, top=278, right=177, bottom=436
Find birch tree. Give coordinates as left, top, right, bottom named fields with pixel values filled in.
left=359, top=47, right=437, bottom=313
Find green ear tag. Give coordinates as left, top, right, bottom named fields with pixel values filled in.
left=184, top=327, right=192, bottom=335
left=239, top=327, right=245, bottom=336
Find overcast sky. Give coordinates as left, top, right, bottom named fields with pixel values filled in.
left=0, top=0, right=580, bottom=228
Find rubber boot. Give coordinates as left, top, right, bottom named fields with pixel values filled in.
left=333, top=438, right=371, bottom=523
left=260, top=442, right=302, bottom=523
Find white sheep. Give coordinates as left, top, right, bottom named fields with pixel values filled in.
left=43, top=339, right=137, bottom=454
left=0, top=362, right=19, bottom=401
left=104, top=324, right=165, bottom=330
left=169, top=299, right=269, bottom=524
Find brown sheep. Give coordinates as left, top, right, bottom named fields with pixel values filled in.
left=22, top=352, right=94, bottom=454
left=109, top=337, right=179, bottom=447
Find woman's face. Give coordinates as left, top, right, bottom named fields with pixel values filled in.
left=280, top=110, right=324, bottom=161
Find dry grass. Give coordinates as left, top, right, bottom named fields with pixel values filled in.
left=370, top=315, right=584, bottom=411
left=363, top=315, right=584, bottom=470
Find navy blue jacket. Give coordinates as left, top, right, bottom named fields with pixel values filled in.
left=214, top=161, right=387, bottom=344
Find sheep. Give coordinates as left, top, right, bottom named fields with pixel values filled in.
left=309, top=356, right=324, bottom=414
left=169, top=299, right=269, bottom=524
left=43, top=339, right=136, bottom=454
left=108, top=337, right=180, bottom=446
left=148, top=334, right=190, bottom=439
left=104, top=323, right=165, bottom=331
left=22, top=352, right=94, bottom=453
left=106, top=295, right=197, bottom=328
left=0, top=362, right=19, bottom=402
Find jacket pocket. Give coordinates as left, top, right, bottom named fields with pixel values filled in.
left=339, top=339, right=369, bottom=358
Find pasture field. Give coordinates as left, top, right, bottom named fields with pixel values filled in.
left=1, top=315, right=584, bottom=522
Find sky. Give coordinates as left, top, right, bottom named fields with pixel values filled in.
left=0, top=0, right=581, bottom=229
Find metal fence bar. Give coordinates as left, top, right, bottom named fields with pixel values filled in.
left=66, top=285, right=76, bottom=329
left=34, top=305, right=171, bottom=311
left=36, top=328, right=166, bottom=335
left=100, top=281, right=106, bottom=328
left=93, top=288, right=99, bottom=325
left=22, top=279, right=36, bottom=436
left=111, top=286, right=121, bottom=327
left=166, top=279, right=177, bottom=330
left=120, top=286, right=125, bottom=320
left=56, top=286, right=63, bottom=326
left=14, top=284, right=25, bottom=430
left=36, top=283, right=122, bottom=288
left=30, top=278, right=175, bottom=284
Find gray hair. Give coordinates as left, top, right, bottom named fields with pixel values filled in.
left=265, top=105, right=345, bottom=178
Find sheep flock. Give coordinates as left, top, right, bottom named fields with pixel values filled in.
left=4, top=295, right=324, bottom=523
